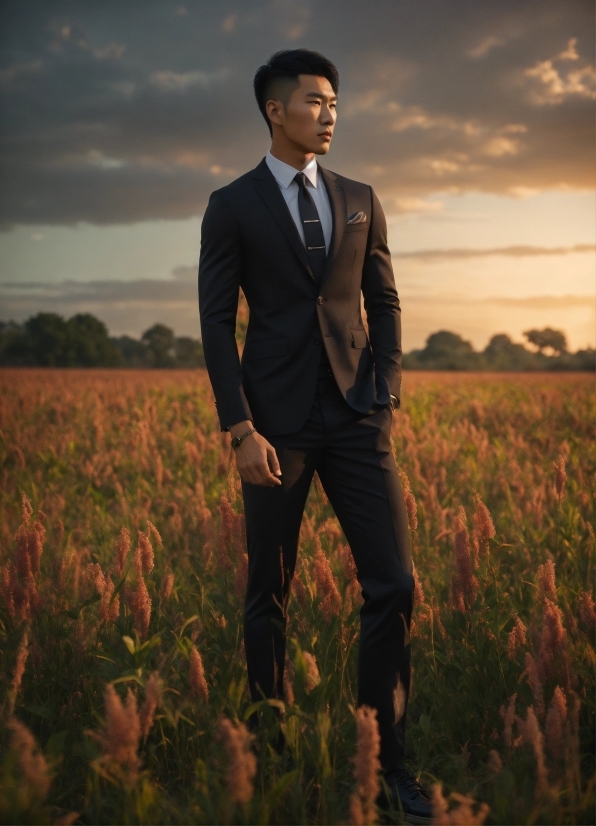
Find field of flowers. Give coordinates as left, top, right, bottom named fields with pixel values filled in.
left=0, top=368, right=594, bottom=825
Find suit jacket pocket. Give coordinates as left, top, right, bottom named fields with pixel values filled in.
left=344, top=223, right=369, bottom=233
left=351, top=329, right=368, bottom=349
left=243, top=337, right=289, bottom=361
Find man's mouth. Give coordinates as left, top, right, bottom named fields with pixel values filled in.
left=319, top=132, right=332, bottom=140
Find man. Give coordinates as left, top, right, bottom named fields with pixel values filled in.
left=198, top=49, right=431, bottom=822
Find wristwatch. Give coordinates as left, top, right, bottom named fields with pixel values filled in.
left=230, top=427, right=256, bottom=449
left=389, top=395, right=398, bottom=411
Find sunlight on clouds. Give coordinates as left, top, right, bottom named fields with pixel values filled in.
left=523, top=38, right=596, bottom=105
left=386, top=197, right=445, bottom=214
left=466, top=36, right=506, bottom=59
left=401, top=292, right=594, bottom=351
left=482, top=136, right=522, bottom=157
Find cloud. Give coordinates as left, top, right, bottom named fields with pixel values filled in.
left=0, top=275, right=197, bottom=306
left=401, top=291, right=594, bottom=349
left=466, top=36, right=506, bottom=59
left=0, top=270, right=201, bottom=336
left=0, top=0, right=593, bottom=227
left=392, top=243, right=596, bottom=262
left=148, top=68, right=231, bottom=92
left=1, top=273, right=592, bottom=348
left=486, top=294, right=593, bottom=309
left=522, top=37, right=596, bottom=105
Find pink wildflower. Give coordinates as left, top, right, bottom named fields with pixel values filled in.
left=545, top=686, right=567, bottom=759
left=140, top=672, right=161, bottom=742
left=349, top=705, right=381, bottom=826
left=303, top=651, right=321, bottom=692
left=313, top=536, right=341, bottom=620
left=578, top=590, right=595, bottom=632
left=138, top=531, right=154, bottom=575
left=217, top=717, right=257, bottom=806
left=537, top=560, right=556, bottom=602
left=486, top=750, right=502, bottom=774
left=507, top=616, right=527, bottom=660
left=519, top=706, right=548, bottom=800
left=114, top=527, right=131, bottom=577
left=538, top=598, right=566, bottom=682
left=413, top=566, right=425, bottom=606
left=234, top=552, right=249, bottom=600
left=129, top=573, right=151, bottom=638
left=450, top=506, right=479, bottom=610
left=7, top=717, right=52, bottom=800
left=189, top=645, right=209, bottom=703
left=10, top=629, right=29, bottom=698
left=161, top=572, right=175, bottom=600
left=523, top=653, right=544, bottom=718
left=99, top=684, right=141, bottom=776
left=472, top=494, right=496, bottom=556
left=432, top=783, right=489, bottom=825
left=399, top=471, right=418, bottom=531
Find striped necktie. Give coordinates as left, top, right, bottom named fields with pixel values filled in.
left=294, top=172, right=327, bottom=286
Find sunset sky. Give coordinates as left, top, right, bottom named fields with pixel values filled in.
left=0, top=0, right=594, bottom=351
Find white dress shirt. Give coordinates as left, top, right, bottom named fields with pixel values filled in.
left=265, top=150, right=333, bottom=253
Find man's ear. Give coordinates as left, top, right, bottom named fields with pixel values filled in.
left=266, top=99, right=284, bottom=126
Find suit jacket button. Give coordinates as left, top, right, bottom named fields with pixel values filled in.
left=317, top=296, right=325, bottom=305
left=313, top=338, right=321, bottom=345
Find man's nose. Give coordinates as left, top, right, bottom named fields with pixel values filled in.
left=320, top=106, right=335, bottom=124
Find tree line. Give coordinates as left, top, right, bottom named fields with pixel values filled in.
left=0, top=311, right=592, bottom=370
left=403, top=329, right=594, bottom=371
left=0, top=313, right=205, bottom=368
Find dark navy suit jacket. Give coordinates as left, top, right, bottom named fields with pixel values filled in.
left=198, top=157, right=402, bottom=435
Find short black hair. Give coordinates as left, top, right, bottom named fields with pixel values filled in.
left=253, top=49, right=339, bottom=136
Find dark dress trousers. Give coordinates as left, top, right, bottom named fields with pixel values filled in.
left=198, top=158, right=413, bottom=770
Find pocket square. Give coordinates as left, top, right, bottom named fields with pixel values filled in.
left=347, top=211, right=367, bottom=225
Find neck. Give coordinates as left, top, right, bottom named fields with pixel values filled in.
left=269, top=137, right=315, bottom=171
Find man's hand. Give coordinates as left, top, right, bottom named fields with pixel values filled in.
left=229, top=420, right=282, bottom=487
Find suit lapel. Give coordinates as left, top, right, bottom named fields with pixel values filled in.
left=318, top=165, right=346, bottom=289
left=252, top=159, right=314, bottom=279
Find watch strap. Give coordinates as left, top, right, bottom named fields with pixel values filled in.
left=230, top=427, right=256, bottom=449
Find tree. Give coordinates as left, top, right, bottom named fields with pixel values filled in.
left=0, top=321, right=32, bottom=366
left=175, top=337, right=206, bottom=368
left=112, top=335, right=148, bottom=367
left=65, top=314, right=122, bottom=366
left=141, top=324, right=176, bottom=367
left=416, top=330, right=482, bottom=370
left=483, top=334, right=534, bottom=371
left=24, top=313, right=70, bottom=365
left=524, top=327, right=567, bottom=355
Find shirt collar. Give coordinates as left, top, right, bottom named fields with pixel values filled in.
left=266, top=150, right=319, bottom=189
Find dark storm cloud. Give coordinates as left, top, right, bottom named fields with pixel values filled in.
left=0, top=0, right=594, bottom=227
left=0, top=271, right=202, bottom=336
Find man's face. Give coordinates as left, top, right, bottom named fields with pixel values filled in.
left=268, top=74, right=337, bottom=155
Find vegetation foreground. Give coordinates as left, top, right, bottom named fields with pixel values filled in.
left=0, top=368, right=594, bottom=825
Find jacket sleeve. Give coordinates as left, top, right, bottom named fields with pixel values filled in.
left=361, top=186, right=402, bottom=407
left=198, top=189, right=253, bottom=431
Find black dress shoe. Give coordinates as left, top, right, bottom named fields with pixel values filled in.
left=378, top=768, right=432, bottom=825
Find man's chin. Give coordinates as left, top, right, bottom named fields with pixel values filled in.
left=313, top=143, right=332, bottom=155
